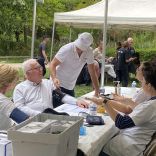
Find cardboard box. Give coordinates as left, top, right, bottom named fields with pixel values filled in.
left=8, top=114, right=83, bottom=156
left=0, top=134, right=12, bottom=156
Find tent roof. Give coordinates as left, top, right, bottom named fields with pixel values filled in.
left=54, top=0, right=156, bottom=30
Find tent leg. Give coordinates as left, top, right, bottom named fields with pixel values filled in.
left=50, top=21, right=56, bottom=62
left=101, top=0, right=108, bottom=88
left=69, top=26, right=72, bottom=42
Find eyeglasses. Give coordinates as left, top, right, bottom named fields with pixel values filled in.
left=27, top=65, right=43, bottom=72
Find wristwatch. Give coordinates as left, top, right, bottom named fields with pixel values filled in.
left=103, top=98, right=109, bottom=104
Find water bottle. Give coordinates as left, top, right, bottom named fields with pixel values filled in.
left=131, top=81, right=137, bottom=88
left=117, top=81, right=121, bottom=95
left=131, top=81, right=137, bottom=94
left=79, top=126, right=86, bottom=136
left=89, top=103, right=97, bottom=116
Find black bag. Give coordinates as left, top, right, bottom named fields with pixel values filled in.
left=86, top=115, right=104, bottom=125
left=43, top=108, right=69, bottom=116
left=52, top=89, right=66, bottom=108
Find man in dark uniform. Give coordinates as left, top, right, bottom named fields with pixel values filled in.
left=38, top=35, right=49, bottom=76
left=127, top=37, right=138, bottom=74
left=39, top=35, right=49, bottom=64
left=116, top=41, right=129, bottom=87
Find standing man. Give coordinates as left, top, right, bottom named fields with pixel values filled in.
left=39, top=35, right=49, bottom=64
left=50, top=32, right=99, bottom=97
left=127, top=37, right=137, bottom=74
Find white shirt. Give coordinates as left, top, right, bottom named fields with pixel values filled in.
left=103, top=99, right=156, bottom=156
left=13, top=79, right=78, bottom=117
left=13, top=79, right=54, bottom=116
left=0, top=93, right=15, bottom=130
left=55, top=42, right=94, bottom=90
left=132, top=88, right=151, bottom=104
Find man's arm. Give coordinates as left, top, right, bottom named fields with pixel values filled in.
left=87, top=63, right=99, bottom=96
left=62, top=94, right=88, bottom=108
left=113, top=94, right=138, bottom=109
left=42, top=50, right=49, bottom=64
left=50, top=57, right=62, bottom=88
left=54, top=89, right=89, bottom=108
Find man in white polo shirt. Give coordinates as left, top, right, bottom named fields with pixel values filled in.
left=50, top=32, right=99, bottom=97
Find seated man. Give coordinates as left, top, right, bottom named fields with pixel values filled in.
left=13, top=59, right=88, bottom=117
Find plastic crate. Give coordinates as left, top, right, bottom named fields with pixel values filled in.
left=8, top=113, right=83, bottom=156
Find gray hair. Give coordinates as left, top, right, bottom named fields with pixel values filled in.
left=22, top=59, right=37, bottom=74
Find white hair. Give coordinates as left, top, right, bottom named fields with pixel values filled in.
left=22, top=59, right=37, bottom=74
left=127, top=37, right=133, bottom=42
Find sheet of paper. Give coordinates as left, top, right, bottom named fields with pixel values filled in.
left=54, top=104, right=89, bottom=116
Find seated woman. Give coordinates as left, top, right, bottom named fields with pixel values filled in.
left=87, top=60, right=156, bottom=156
left=0, top=64, right=29, bottom=130
left=112, top=61, right=151, bottom=110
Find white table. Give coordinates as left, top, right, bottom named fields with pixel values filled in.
left=55, top=86, right=138, bottom=156
left=2, top=86, right=137, bottom=156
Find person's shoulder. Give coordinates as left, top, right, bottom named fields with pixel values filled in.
left=14, top=80, right=28, bottom=89
left=61, top=42, right=74, bottom=49
left=58, top=42, right=74, bottom=54
left=0, top=93, right=7, bottom=100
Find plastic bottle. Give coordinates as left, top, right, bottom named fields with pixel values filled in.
left=114, top=81, right=121, bottom=95
left=131, top=81, right=137, bottom=88
left=117, top=81, right=121, bottom=95
left=79, top=126, right=86, bottom=136
left=131, top=81, right=137, bottom=94
left=89, top=103, right=97, bottom=116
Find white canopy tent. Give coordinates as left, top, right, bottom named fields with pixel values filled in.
left=54, top=0, right=156, bottom=29
left=51, top=0, right=156, bottom=87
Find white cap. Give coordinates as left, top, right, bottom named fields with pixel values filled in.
left=74, top=32, right=93, bottom=51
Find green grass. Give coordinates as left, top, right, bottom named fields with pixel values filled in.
left=75, top=84, right=93, bottom=97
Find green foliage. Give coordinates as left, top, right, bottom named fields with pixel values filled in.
left=0, top=0, right=156, bottom=63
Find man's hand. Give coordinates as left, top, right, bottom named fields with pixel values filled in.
left=94, top=89, right=100, bottom=97
left=53, top=77, right=60, bottom=88
left=76, top=99, right=89, bottom=108
left=112, top=93, right=125, bottom=102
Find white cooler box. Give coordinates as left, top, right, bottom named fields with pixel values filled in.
left=8, top=113, right=83, bottom=156
left=0, top=133, right=12, bottom=156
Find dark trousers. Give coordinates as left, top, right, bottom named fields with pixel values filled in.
left=60, top=87, right=75, bottom=97
left=116, top=69, right=129, bottom=87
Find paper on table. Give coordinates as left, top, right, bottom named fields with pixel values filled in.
left=54, top=104, right=89, bottom=116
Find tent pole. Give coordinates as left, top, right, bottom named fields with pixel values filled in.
left=69, top=26, right=72, bottom=42
left=50, top=21, right=56, bottom=61
left=101, top=0, right=108, bottom=87
left=31, top=0, right=37, bottom=58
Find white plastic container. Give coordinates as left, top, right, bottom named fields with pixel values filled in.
left=0, top=133, right=12, bottom=156
left=8, top=113, right=83, bottom=156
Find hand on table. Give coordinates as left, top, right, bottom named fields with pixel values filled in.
left=112, top=93, right=125, bottom=102
left=76, top=99, right=89, bottom=108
